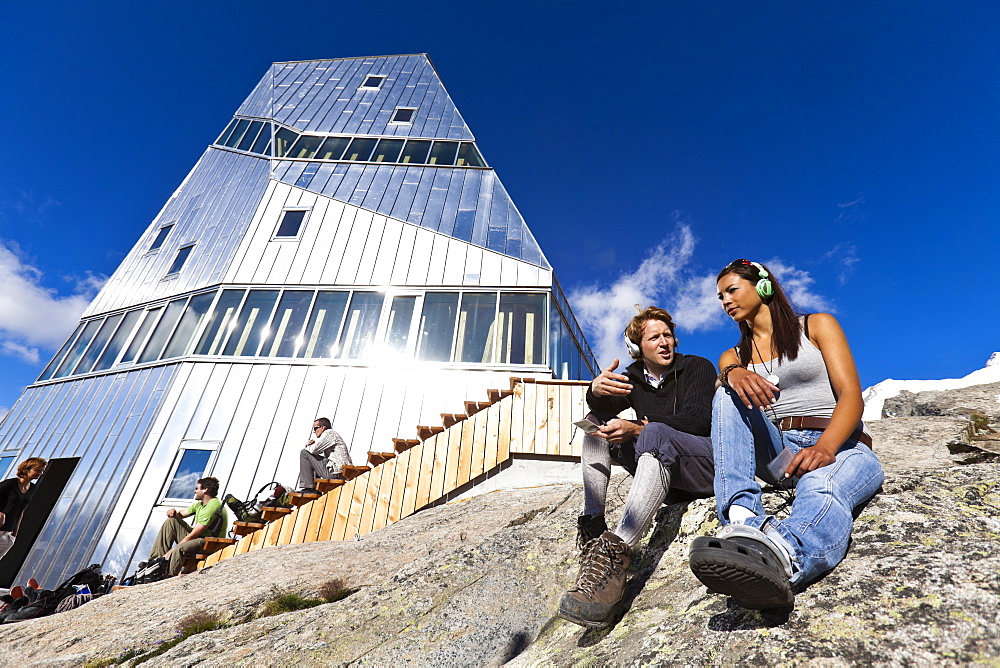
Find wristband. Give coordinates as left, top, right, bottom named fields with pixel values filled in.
left=719, top=363, right=743, bottom=387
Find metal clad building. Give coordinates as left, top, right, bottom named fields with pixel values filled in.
left=0, top=55, right=597, bottom=586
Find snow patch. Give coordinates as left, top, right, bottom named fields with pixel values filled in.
left=862, top=353, right=1000, bottom=421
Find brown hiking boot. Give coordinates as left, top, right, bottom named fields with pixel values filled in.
left=575, top=513, right=608, bottom=551
left=558, top=531, right=631, bottom=628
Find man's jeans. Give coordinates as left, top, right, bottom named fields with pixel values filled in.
left=712, top=387, right=884, bottom=585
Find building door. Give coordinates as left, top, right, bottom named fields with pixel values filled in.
left=0, top=457, right=80, bottom=587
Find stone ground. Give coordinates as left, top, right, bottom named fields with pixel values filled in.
left=2, top=385, right=999, bottom=666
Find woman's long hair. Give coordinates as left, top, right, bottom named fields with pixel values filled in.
left=716, top=260, right=804, bottom=366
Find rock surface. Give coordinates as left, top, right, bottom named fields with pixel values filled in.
left=2, top=384, right=1000, bottom=666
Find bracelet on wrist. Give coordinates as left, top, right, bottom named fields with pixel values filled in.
left=719, top=363, right=743, bottom=387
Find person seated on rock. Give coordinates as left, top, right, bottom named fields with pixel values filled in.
left=558, top=306, right=716, bottom=629
left=688, top=260, right=884, bottom=610
left=142, top=476, right=228, bottom=578
left=297, top=417, right=352, bottom=494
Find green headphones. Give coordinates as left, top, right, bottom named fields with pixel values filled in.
left=750, top=262, right=773, bottom=298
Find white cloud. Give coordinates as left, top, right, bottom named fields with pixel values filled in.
left=0, top=241, right=105, bottom=363
left=822, top=242, right=860, bottom=285
left=567, top=223, right=833, bottom=368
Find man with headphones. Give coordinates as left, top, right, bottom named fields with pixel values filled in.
left=558, top=306, right=716, bottom=629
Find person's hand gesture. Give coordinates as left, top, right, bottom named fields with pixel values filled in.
left=594, top=418, right=644, bottom=444
left=726, top=367, right=779, bottom=410
left=591, top=359, right=632, bottom=398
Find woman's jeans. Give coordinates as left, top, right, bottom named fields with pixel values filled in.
left=712, top=387, right=884, bottom=586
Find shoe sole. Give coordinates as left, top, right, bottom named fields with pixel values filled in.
left=689, top=537, right=793, bottom=610
left=556, top=604, right=616, bottom=629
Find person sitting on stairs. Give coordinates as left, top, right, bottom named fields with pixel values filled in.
left=297, top=417, right=352, bottom=494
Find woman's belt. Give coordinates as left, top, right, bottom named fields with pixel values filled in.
left=777, top=416, right=873, bottom=448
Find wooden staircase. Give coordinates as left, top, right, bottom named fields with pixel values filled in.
left=197, top=378, right=590, bottom=572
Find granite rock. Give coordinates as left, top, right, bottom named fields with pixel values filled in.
left=2, top=384, right=999, bottom=666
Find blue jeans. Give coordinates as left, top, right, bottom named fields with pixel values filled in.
left=712, top=387, right=884, bottom=585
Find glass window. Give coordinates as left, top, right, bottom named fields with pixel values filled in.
left=163, top=448, right=213, bottom=500
left=166, top=245, right=193, bottom=276
left=223, top=119, right=251, bottom=148
left=390, top=107, right=416, bottom=124
left=122, top=308, right=163, bottom=362
left=343, top=137, right=378, bottom=162
left=92, top=309, right=143, bottom=371
left=416, top=293, right=458, bottom=361
left=148, top=225, right=173, bottom=252
left=194, top=290, right=245, bottom=355
left=137, top=299, right=188, bottom=363
left=399, top=140, right=431, bottom=164
left=52, top=319, right=104, bottom=379
left=72, top=313, right=124, bottom=375
left=299, top=291, right=349, bottom=358
left=38, top=324, right=83, bottom=381
left=338, top=292, right=384, bottom=359
left=222, top=290, right=279, bottom=356
left=216, top=119, right=239, bottom=146
left=317, top=136, right=350, bottom=160
left=275, top=210, right=307, bottom=238
left=457, top=143, right=486, bottom=167
left=0, top=456, right=14, bottom=478
left=259, top=290, right=314, bottom=357
left=455, top=293, right=497, bottom=363
left=249, top=123, right=272, bottom=154
left=384, top=295, right=416, bottom=353
left=286, top=135, right=323, bottom=159
left=360, top=75, right=386, bottom=89
left=372, top=139, right=405, bottom=163
left=162, top=292, right=216, bottom=359
left=497, top=293, right=547, bottom=365
left=428, top=141, right=459, bottom=166
left=237, top=121, right=264, bottom=152
left=274, top=127, right=298, bottom=157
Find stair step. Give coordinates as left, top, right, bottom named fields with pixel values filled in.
left=368, top=451, right=396, bottom=466
left=232, top=520, right=266, bottom=537
left=392, top=438, right=420, bottom=453
left=341, top=465, right=371, bottom=480
left=463, top=400, right=490, bottom=417
left=261, top=506, right=294, bottom=522
left=416, top=425, right=445, bottom=441
left=202, top=537, right=237, bottom=553
left=509, top=377, right=523, bottom=390
left=487, top=388, right=514, bottom=403
left=441, top=413, right=467, bottom=428
left=288, top=491, right=322, bottom=507
left=316, top=478, right=346, bottom=493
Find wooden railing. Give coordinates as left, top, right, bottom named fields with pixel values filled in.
left=199, top=379, right=591, bottom=569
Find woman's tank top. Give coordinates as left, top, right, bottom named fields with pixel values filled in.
left=745, top=322, right=837, bottom=420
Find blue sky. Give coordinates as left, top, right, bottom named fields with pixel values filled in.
left=1, top=2, right=997, bottom=415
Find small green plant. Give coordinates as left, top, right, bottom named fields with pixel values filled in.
left=132, top=609, right=228, bottom=665
left=970, top=412, right=995, bottom=433
left=318, top=577, right=356, bottom=603
left=259, top=592, right=323, bottom=618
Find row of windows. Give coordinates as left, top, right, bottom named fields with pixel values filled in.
left=38, top=288, right=561, bottom=383
left=215, top=118, right=487, bottom=168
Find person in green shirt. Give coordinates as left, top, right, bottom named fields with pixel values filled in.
left=143, top=476, right=228, bottom=577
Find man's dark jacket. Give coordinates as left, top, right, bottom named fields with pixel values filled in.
left=585, top=353, right=715, bottom=437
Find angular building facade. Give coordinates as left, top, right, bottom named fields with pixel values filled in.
left=0, top=55, right=596, bottom=586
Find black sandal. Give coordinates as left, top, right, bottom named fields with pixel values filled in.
left=689, top=526, right=794, bottom=610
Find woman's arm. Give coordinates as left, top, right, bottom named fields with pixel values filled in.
left=786, top=313, right=864, bottom=477
left=718, top=348, right=780, bottom=410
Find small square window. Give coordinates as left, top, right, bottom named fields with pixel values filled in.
left=0, top=455, right=15, bottom=478
left=390, top=107, right=417, bottom=124
left=360, top=75, right=386, bottom=90
left=166, top=245, right=194, bottom=276
left=161, top=442, right=219, bottom=502
left=275, top=210, right=308, bottom=239
left=148, top=225, right=173, bottom=252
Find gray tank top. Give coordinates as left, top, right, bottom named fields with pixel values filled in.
left=745, top=322, right=837, bottom=420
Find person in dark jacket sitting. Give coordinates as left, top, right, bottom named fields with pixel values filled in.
left=0, top=457, right=47, bottom=560
left=558, top=306, right=716, bottom=629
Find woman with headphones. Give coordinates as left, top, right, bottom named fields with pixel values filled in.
left=688, top=259, right=883, bottom=610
